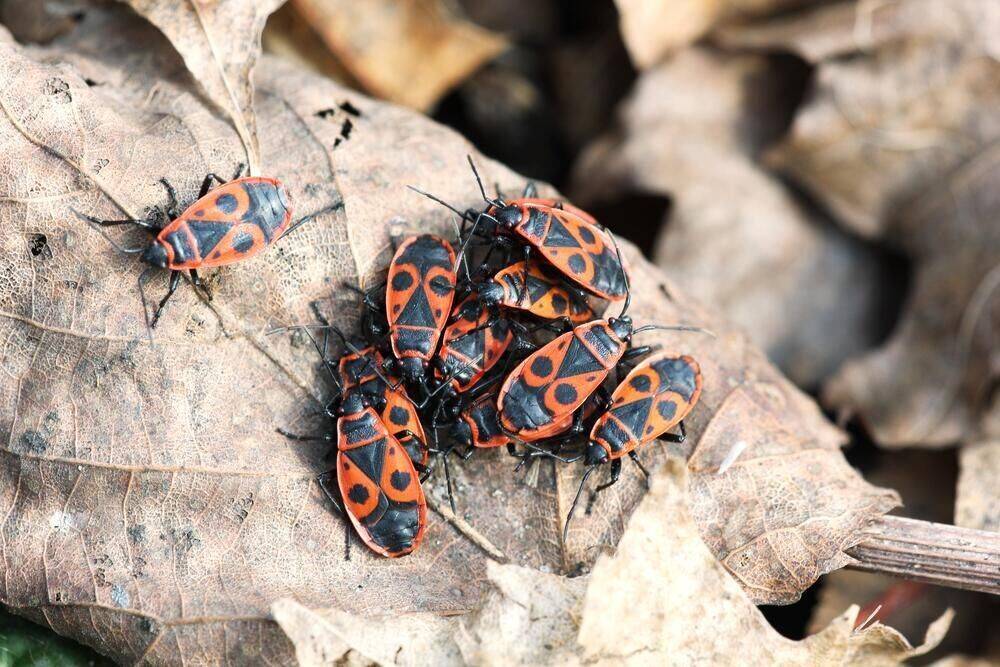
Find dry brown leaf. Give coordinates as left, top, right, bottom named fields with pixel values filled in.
left=613, top=0, right=816, bottom=68
left=0, top=5, right=899, bottom=663
left=573, top=48, right=889, bottom=388
left=121, top=0, right=285, bottom=175
left=578, top=463, right=949, bottom=664
left=281, top=466, right=943, bottom=665
left=719, top=1, right=1000, bottom=448
left=291, top=0, right=507, bottom=111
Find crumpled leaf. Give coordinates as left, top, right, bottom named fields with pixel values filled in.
left=290, top=0, right=507, bottom=110
left=459, top=463, right=951, bottom=665
left=0, top=4, right=899, bottom=663
left=271, top=598, right=460, bottom=666
left=574, top=48, right=890, bottom=388
left=577, top=464, right=948, bottom=664
left=121, top=0, right=285, bottom=175
left=454, top=562, right=585, bottom=665
left=720, top=0, right=1000, bottom=449
left=613, top=0, right=815, bottom=68
left=275, top=466, right=946, bottom=666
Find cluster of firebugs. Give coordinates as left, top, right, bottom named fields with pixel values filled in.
left=77, top=158, right=706, bottom=559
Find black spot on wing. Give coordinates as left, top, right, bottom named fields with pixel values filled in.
left=657, top=399, right=678, bottom=421
left=568, top=253, right=587, bottom=274
left=348, top=484, right=370, bottom=504
left=629, top=374, right=652, bottom=392
left=554, top=383, right=579, bottom=406
left=530, top=356, right=553, bottom=377
left=390, top=471, right=412, bottom=491
left=232, top=231, right=254, bottom=254
left=391, top=271, right=413, bottom=291
left=215, top=193, right=238, bottom=213
left=389, top=406, right=411, bottom=427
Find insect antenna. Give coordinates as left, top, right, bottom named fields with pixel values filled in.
left=563, top=464, right=599, bottom=546
left=73, top=208, right=147, bottom=255
left=631, top=324, right=716, bottom=337
left=466, top=156, right=504, bottom=208
left=280, top=200, right=345, bottom=240
left=407, top=185, right=467, bottom=219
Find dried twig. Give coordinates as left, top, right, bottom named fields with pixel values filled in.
left=846, top=516, right=1000, bottom=596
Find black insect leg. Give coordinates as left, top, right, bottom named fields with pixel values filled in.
left=276, top=428, right=334, bottom=443
left=189, top=269, right=212, bottom=302
left=198, top=170, right=233, bottom=198
left=158, top=178, right=181, bottom=219
left=585, top=458, right=622, bottom=514
left=149, top=270, right=182, bottom=328
left=522, top=181, right=538, bottom=198
left=518, top=245, right=533, bottom=304
left=629, top=451, right=651, bottom=490
left=660, top=420, right=686, bottom=444
left=318, top=469, right=350, bottom=561
left=616, top=345, right=653, bottom=377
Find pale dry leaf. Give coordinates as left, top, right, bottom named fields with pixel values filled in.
left=0, top=5, right=902, bottom=663
left=454, top=561, right=585, bottom=666
left=613, top=0, right=817, bottom=68
left=121, top=0, right=286, bottom=176
left=270, top=598, right=461, bottom=666
left=291, top=0, right=507, bottom=111
left=574, top=48, right=890, bottom=388
left=578, top=461, right=948, bottom=665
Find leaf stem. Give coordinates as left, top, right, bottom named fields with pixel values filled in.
left=846, top=516, right=1000, bottom=595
